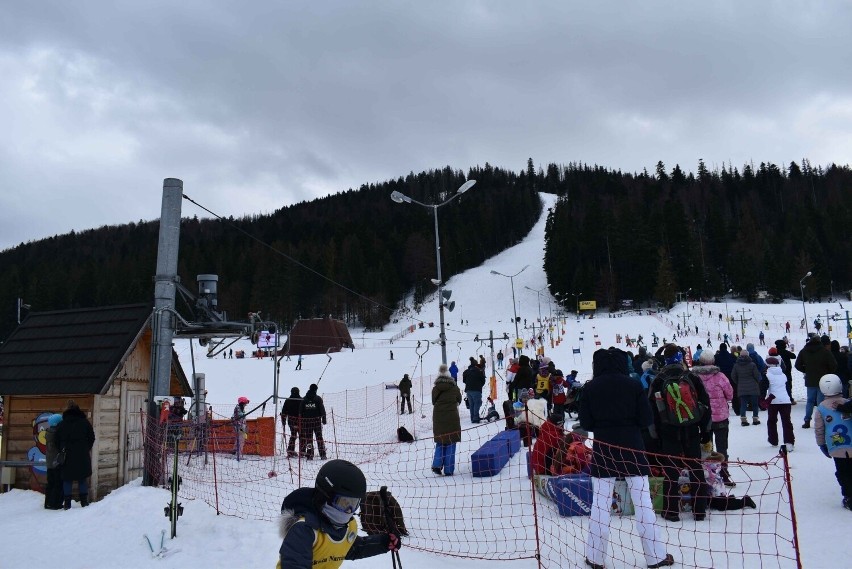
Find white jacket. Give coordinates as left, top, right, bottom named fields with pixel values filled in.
left=766, top=366, right=791, bottom=405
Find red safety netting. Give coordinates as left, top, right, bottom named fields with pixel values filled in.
left=138, top=377, right=802, bottom=569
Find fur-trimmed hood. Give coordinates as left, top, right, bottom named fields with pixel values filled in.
left=279, top=487, right=325, bottom=538
left=691, top=364, right=720, bottom=375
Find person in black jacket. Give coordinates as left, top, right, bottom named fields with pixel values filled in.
left=300, top=384, right=327, bottom=460
left=714, top=343, right=738, bottom=414
left=462, top=359, right=486, bottom=424
left=509, top=354, right=535, bottom=401
left=280, top=387, right=302, bottom=458
left=579, top=348, right=673, bottom=569
left=774, top=339, right=797, bottom=402
left=649, top=345, right=713, bottom=523
left=55, top=400, right=96, bottom=509
left=278, top=460, right=400, bottom=567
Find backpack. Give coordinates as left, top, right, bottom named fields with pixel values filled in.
left=397, top=426, right=414, bottom=443
left=653, top=365, right=707, bottom=427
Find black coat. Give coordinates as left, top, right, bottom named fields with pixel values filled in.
left=579, top=348, right=652, bottom=478
left=462, top=365, right=486, bottom=392
left=714, top=348, right=736, bottom=379
left=795, top=338, right=837, bottom=387
left=510, top=356, right=535, bottom=394
left=300, top=391, right=326, bottom=423
left=55, top=406, right=95, bottom=482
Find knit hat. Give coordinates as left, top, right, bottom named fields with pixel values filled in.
left=821, top=334, right=831, bottom=346
left=766, top=356, right=780, bottom=367
left=746, top=343, right=755, bottom=352
left=767, top=347, right=778, bottom=356
left=438, top=363, right=449, bottom=374
left=699, top=351, right=715, bottom=365
left=641, top=360, right=655, bottom=372
left=290, top=386, right=300, bottom=396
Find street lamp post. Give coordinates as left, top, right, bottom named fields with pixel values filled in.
left=491, top=265, right=529, bottom=355
left=800, top=271, right=813, bottom=335
left=685, top=288, right=692, bottom=321
left=572, top=292, right=583, bottom=317
left=391, top=179, right=477, bottom=364
left=724, top=288, right=732, bottom=331
left=525, top=285, right=547, bottom=325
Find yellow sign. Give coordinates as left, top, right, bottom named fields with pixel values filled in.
left=579, top=300, right=597, bottom=310
left=515, top=338, right=524, bottom=349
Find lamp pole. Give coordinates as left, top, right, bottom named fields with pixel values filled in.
left=491, top=266, right=529, bottom=356
left=572, top=292, right=583, bottom=317
left=724, top=288, right=732, bottom=331
left=525, top=285, right=546, bottom=325
left=391, top=179, right=477, bottom=364
left=685, top=288, right=692, bottom=321
left=800, top=271, right=813, bottom=336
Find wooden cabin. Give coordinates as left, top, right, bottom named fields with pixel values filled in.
left=0, top=304, right=191, bottom=500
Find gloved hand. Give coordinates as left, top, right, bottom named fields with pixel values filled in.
left=322, top=418, right=327, bottom=425
left=820, top=444, right=831, bottom=458
left=387, top=533, right=401, bottom=551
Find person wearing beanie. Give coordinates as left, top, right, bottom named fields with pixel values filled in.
left=714, top=343, right=739, bottom=414
left=796, top=334, right=837, bottom=428
left=300, top=384, right=327, bottom=460
left=431, top=364, right=462, bottom=475
left=463, top=357, right=487, bottom=423
left=764, top=357, right=794, bottom=452
left=44, top=413, right=65, bottom=510
left=745, top=343, right=767, bottom=378
left=281, top=387, right=303, bottom=458
left=830, top=340, right=851, bottom=398
left=509, top=355, right=535, bottom=401
left=732, top=347, right=762, bottom=426
left=693, top=350, right=736, bottom=486
left=774, top=339, right=797, bottom=403
left=580, top=348, right=674, bottom=568
left=398, top=373, right=413, bottom=414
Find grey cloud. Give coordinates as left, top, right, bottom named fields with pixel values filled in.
left=1, top=1, right=850, bottom=250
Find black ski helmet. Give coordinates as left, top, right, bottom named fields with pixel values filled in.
left=315, top=459, right=366, bottom=501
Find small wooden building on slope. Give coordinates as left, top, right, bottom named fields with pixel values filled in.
left=0, top=304, right=191, bottom=500
left=281, top=317, right=355, bottom=355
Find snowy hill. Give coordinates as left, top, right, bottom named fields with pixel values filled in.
left=2, top=192, right=848, bottom=568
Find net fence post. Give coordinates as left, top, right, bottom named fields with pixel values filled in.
left=781, top=448, right=803, bottom=569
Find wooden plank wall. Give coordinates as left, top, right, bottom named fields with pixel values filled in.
left=2, top=395, right=94, bottom=492
left=93, top=381, right=122, bottom=499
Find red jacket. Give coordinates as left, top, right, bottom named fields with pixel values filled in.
left=531, top=420, right=564, bottom=475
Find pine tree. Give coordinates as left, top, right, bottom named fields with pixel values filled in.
left=654, top=247, right=677, bottom=309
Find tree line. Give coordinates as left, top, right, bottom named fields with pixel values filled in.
left=0, top=165, right=540, bottom=339
left=2, top=158, right=847, bottom=340
left=543, top=159, right=851, bottom=311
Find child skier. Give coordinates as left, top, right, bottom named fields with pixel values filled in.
left=277, top=459, right=400, bottom=568
left=232, top=396, right=249, bottom=459
left=814, top=374, right=852, bottom=509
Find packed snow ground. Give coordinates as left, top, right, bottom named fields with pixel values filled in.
left=2, top=192, right=848, bottom=568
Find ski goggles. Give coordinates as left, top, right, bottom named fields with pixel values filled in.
left=329, top=494, right=361, bottom=515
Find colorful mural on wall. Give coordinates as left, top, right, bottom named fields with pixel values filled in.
left=27, top=411, right=52, bottom=487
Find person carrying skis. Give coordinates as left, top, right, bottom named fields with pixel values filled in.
left=277, top=459, right=401, bottom=568
left=233, top=396, right=249, bottom=458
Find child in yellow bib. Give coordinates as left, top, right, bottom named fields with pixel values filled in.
left=277, top=460, right=400, bottom=568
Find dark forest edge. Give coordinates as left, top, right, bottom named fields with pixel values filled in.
left=1, top=158, right=848, bottom=339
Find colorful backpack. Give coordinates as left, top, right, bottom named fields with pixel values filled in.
left=653, top=365, right=707, bottom=427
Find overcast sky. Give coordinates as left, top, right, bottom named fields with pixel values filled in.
left=1, top=1, right=850, bottom=251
